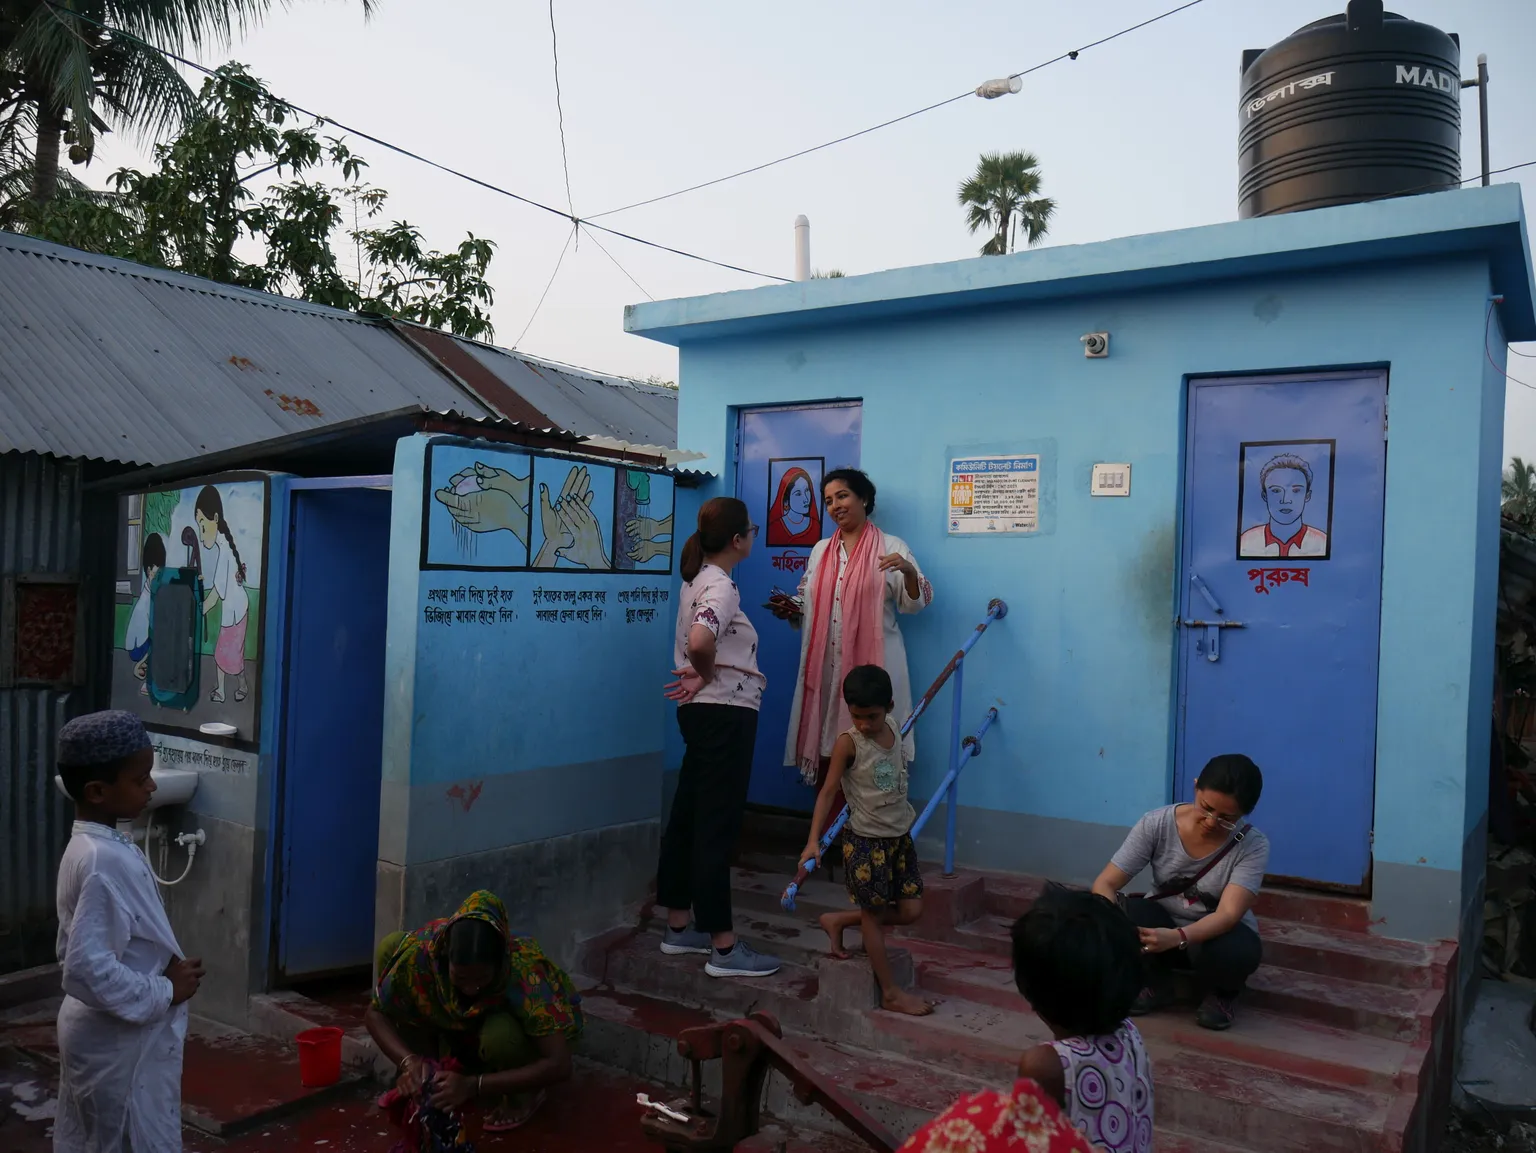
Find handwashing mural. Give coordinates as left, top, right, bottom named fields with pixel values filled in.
left=532, top=456, right=616, bottom=571
left=428, top=449, right=533, bottom=569
left=615, top=468, right=675, bottom=573
left=411, top=437, right=680, bottom=792
left=113, top=476, right=268, bottom=742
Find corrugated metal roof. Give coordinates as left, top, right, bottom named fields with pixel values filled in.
left=444, top=335, right=678, bottom=450
left=0, top=230, right=680, bottom=468
left=0, top=231, right=503, bottom=467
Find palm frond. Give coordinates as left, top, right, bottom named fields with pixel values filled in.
left=91, top=35, right=196, bottom=142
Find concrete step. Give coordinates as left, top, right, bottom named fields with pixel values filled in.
left=941, top=912, right=1435, bottom=1043
left=725, top=892, right=1440, bottom=1048
left=581, top=986, right=1270, bottom=1153
left=597, top=927, right=1413, bottom=1152
left=735, top=859, right=1445, bottom=994
left=898, top=938, right=1417, bottom=1093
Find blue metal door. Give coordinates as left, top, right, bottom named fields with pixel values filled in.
left=735, top=403, right=862, bottom=811
left=1177, top=372, right=1386, bottom=889
left=278, top=488, right=392, bottom=977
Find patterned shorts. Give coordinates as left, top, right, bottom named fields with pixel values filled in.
left=842, top=832, right=924, bottom=911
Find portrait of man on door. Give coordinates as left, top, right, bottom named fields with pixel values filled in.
left=1237, top=441, right=1334, bottom=561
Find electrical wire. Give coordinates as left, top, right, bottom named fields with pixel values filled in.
left=586, top=0, right=1210, bottom=220
left=512, top=223, right=577, bottom=350
left=1487, top=299, right=1536, bottom=392
left=580, top=223, right=654, bottom=300
left=42, top=2, right=789, bottom=282
left=549, top=0, right=574, bottom=220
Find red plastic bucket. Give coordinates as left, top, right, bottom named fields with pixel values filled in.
left=295, top=1026, right=343, bottom=1088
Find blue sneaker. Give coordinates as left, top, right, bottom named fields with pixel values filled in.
left=704, top=940, right=781, bottom=979
left=659, top=924, right=712, bottom=956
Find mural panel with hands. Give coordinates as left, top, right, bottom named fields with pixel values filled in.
left=426, top=448, right=533, bottom=569
left=615, top=468, right=675, bottom=573
left=421, top=442, right=676, bottom=573
left=532, top=458, right=616, bottom=571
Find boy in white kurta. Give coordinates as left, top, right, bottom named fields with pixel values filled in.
left=54, top=710, right=204, bottom=1153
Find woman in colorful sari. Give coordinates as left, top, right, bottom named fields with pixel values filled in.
left=775, top=468, right=933, bottom=794
left=364, top=891, right=584, bottom=1132
left=898, top=1078, right=1097, bottom=1153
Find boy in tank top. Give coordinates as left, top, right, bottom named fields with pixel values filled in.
left=802, top=665, right=932, bottom=1016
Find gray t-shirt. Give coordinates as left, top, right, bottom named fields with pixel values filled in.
left=1111, top=805, right=1270, bottom=931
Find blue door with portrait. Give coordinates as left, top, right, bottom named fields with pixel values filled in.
left=1176, top=372, right=1387, bottom=889
left=735, top=403, right=863, bottom=811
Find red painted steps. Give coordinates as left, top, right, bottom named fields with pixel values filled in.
left=579, top=986, right=1254, bottom=1153
left=927, top=910, right=1436, bottom=1043
left=584, top=858, right=1453, bottom=1152
left=594, top=918, right=1416, bottom=1151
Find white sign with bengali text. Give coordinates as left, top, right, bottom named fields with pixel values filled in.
left=948, top=455, right=1040, bottom=535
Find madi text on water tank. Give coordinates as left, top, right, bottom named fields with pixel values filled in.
left=1238, top=0, right=1461, bottom=218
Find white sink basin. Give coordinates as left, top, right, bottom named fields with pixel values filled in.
left=54, top=765, right=199, bottom=810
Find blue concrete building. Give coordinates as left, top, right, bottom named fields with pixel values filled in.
left=627, top=184, right=1536, bottom=1004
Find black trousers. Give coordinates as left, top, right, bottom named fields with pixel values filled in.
left=1124, top=897, right=1263, bottom=998
left=656, top=704, right=758, bottom=935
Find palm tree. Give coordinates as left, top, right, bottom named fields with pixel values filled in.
left=957, top=150, right=1055, bottom=257
left=1504, top=456, right=1536, bottom=525
left=1, top=0, right=374, bottom=205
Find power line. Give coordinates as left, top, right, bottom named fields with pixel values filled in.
left=513, top=223, right=577, bottom=350
left=549, top=0, right=574, bottom=219
left=42, top=3, right=789, bottom=283
left=586, top=0, right=1210, bottom=220
left=580, top=223, right=654, bottom=301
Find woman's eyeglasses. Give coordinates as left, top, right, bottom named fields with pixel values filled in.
left=1196, top=800, right=1241, bottom=831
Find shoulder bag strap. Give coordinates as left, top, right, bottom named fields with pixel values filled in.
left=1144, top=823, right=1252, bottom=902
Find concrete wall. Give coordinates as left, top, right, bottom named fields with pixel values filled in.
left=668, top=257, right=1507, bottom=944
left=376, top=435, right=682, bottom=970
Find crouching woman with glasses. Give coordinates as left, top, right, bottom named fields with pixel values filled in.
left=1091, top=754, right=1269, bottom=1032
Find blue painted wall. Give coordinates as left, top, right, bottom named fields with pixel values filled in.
left=382, top=435, right=682, bottom=869
left=633, top=190, right=1536, bottom=939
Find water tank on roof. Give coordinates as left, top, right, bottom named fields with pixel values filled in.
left=1238, top=0, right=1460, bottom=219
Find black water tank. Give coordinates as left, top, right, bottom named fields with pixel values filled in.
left=1238, top=0, right=1460, bottom=219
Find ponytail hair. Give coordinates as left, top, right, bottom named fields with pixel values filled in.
left=194, top=485, right=247, bottom=585
left=680, top=497, right=752, bottom=582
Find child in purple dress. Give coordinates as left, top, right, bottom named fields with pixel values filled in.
left=1012, top=886, right=1154, bottom=1153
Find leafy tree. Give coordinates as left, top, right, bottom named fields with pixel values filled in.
left=0, top=0, right=373, bottom=205
left=958, top=150, right=1055, bottom=256
left=1504, top=456, right=1536, bottom=525
left=811, top=268, right=845, bottom=278
left=13, top=63, right=497, bottom=338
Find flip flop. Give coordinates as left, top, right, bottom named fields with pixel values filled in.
left=482, top=1089, right=546, bottom=1132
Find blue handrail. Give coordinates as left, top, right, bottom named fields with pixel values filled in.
left=780, top=598, right=1007, bottom=912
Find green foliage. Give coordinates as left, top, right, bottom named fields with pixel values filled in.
left=11, top=63, right=496, bottom=338
left=1504, top=456, right=1536, bottom=526
left=957, top=150, right=1056, bottom=257
left=0, top=0, right=375, bottom=204
left=142, top=489, right=180, bottom=540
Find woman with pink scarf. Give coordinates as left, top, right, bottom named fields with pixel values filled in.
left=776, top=469, right=933, bottom=795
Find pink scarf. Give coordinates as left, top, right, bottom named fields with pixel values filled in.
left=795, top=523, right=887, bottom=782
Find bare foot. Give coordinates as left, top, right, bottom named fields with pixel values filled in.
left=817, top=913, right=852, bottom=959
left=881, top=988, right=934, bottom=1017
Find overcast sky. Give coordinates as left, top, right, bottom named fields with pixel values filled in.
left=87, top=0, right=1536, bottom=456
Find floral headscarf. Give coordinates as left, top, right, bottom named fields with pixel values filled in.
left=898, top=1079, right=1097, bottom=1153
left=373, top=890, right=583, bottom=1041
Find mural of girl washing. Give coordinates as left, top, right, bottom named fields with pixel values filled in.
left=194, top=486, right=250, bottom=704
